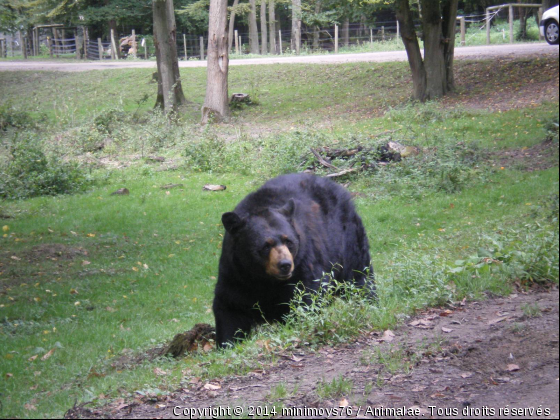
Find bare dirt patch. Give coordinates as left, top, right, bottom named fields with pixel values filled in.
left=22, top=243, right=88, bottom=262
left=68, top=288, right=559, bottom=419
left=442, top=56, right=559, bottom=113
left=0, top=243, right=88, bottom=290
left=493, top=139, right=559, bottom=172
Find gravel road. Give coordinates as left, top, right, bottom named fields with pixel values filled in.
left=0, top=43, right=557, bottom=72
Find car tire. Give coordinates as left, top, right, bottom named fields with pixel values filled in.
left=544, top=20, right=559, bottom=45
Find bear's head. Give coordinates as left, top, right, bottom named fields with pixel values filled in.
left=222, top=199, right=300, bottom=281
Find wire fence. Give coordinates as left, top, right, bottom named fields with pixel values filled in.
left=0, top=8, right=545, bottom=61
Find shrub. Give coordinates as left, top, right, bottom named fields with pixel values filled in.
left=0, top=136, right=90, bottom=199
left=0, top=103, right=34, bottom=131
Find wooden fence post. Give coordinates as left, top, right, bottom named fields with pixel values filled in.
left=486, top=9, right=491, bottom=45
left=381, top=26, right=385, bottom=41
left=131, top=29, right=137, bottom=57
left=460, top=16, right=466, bottom=46
left=183, top=33, right=187, bottom=59
left=234, top=30, right=239, bottom=54
left=19, top=31, right=27, bottom=58
left=144, top=38, right=148, bottom=59
left=74, top=30, right=80, bottom=59
left=370, top=28, right=373, bottom=43
left=538, top=7, right=544, bottom=40
left=397, top=20, right=400, bottom=41
left=508, top=4, right=514, bottom=44
left=36, top=28, right=40, bottom=56
left=98, top=38, right=103, bottom=60
left=61, top=29, right=67, bottom=54
left=83, top=27, right=88, bottom=60
left=334, top=24, right=338, bottom=53
left=110, top=28, right=118, bottom=59
left=53, top=28, right=59, bottom=57
left=278, top=30, right=282, bottom=54
left=200, top=36, right=204, bottom=60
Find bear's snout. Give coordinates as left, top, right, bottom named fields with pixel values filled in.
left=266, top=245, right=294, bottom=279
left=278, top=260, right=292, bottom=275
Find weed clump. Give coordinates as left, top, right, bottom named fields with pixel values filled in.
left=0, top=103, right=34, bottom=131
left=0, top=136, right=90, bottom=199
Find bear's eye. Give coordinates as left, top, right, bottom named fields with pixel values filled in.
left=261, top=243, right=272, bottom=253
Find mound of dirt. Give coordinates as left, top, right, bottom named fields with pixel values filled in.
left=163, top=323, right=216, bottom=357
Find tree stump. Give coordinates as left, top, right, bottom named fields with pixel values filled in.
left=230, top=93, right=250, bottom=104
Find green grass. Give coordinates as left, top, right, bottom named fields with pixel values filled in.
left=316, top=375, right=353, bottom=400
left=0, top=55, right=558, bottom=418
left=521, top=302, right=542, bottom=318
left=360, top=345, right=416, bottom=375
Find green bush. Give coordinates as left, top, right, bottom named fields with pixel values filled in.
left=0, top=137, right=90, bottom=199
left=0, top=103, right=34, bottom=130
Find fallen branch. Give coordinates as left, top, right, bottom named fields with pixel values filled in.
left=310, top=147, right=339, bottom=171
left=325, top=167, right=360, bottom=178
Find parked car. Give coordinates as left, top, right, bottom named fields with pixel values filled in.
left=540, top=5, right=559, bottom=45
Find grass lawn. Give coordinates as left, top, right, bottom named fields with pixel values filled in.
left=0, top=55, right=558, bottom=418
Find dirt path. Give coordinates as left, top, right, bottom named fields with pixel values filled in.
left=1, top=43, right=558, bottom=72
left=73, top=288, right=559, bottom=419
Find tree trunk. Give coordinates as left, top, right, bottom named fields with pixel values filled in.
left=342, top=18, right=350, bottom=47
left=313, top=0, right=322, bottom=50
left=153, top=0, right=187, bottom=112
left=396, top=0, right=427, bottom=101
left=291, top=0, right=301, bottom=53
left=441, top=0, right=458, bottom=92
left=276, top=19, right=282, bottom=53
left=518, top=0, right=528, bottom=40
left=421, top=0, right=446, bottom=99
left=261, top=0, right=268, bottom=54
left=269, top=0, right=277, bottom=54
left=202, top=0, right=230, bottom=123
left=249, top=0, right=259, bottom=54
left=396, top=0, right=458, bottom=101
left=227, top=0, right=239, bottom=54
left=358, top=15, right=366, bottom=39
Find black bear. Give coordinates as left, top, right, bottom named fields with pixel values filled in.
left=213, top=173, right=374, bottom=347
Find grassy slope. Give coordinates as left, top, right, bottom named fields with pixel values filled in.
left=0, top=57, right=558, bottom=418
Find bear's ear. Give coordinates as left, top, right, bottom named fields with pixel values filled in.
left=279, top=199, right=296, bottom=219
left=222, top=212, right=246, bottom=235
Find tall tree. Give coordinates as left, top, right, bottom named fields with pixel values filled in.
left=202, top=0, right=229, bottom=122
left=260, top=0, right=267, bottom=53
left=396, top=0, right=458, bottom=101
left=268, top=0, right=276, bottom=53
left=153, top=0, right=187, bottom=112
left=227, top=0, right=239, bottom=53
left=291, top=0, right=301, bottom=53
left=342, top=16, right=349, bottom=46
left=249, top=0, right=259, bottom=53
left=312, top=0, right=322, bottom=50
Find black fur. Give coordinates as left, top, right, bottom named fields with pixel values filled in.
left=213, top=173, right=374, bottom=347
